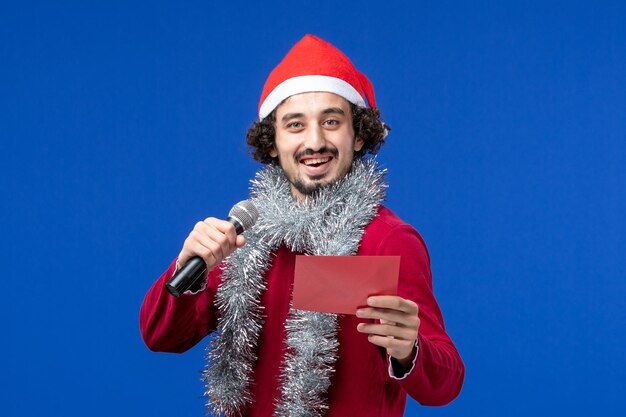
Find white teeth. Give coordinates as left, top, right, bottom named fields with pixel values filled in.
left=302, top=158, right=330, bottom=166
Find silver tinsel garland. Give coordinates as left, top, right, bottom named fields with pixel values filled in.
left=203, top=159, right=387, bottom=416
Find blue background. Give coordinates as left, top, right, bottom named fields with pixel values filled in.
left=2, top=1, right=624, bottom=416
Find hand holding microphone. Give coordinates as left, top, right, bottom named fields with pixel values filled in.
left=166, top=200, right=258, bottom=297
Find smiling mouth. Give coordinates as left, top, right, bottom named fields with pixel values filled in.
left=301, top=157, right=332, bottom=167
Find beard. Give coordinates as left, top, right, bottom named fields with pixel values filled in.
left=292, top=176, right=327, bottom=196
left=290, top=152, right=354, bottom=197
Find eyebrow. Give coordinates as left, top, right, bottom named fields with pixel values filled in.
left=281, top=112, right=305, bottom=123
left=321, top=107, right=345, bottom=116
left=280, top=107, right=345, bottom=123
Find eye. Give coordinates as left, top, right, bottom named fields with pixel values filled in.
left=323, top=119, right=339, bottom=126
left=286, top=121, right=303, bottom=129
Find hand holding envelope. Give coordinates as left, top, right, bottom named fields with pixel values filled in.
left=292, top=255, right=420, bottom=371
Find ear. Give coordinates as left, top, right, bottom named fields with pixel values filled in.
left=269, top=147, right=278, bottom=158
left=353, top=137, right=364, bottom=152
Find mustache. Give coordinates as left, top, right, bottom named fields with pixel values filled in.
left=294, top=147, right=339, bottom=161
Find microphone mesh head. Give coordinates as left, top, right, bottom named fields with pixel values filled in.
left=228, top=200, right=259, bottom=231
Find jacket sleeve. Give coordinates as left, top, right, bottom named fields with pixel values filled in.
left=379, top=225, right=465, bottom=405
left=139, top=258, right=221, bottom=353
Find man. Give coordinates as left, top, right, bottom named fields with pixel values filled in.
left=140, top=34, right=464, bottom=416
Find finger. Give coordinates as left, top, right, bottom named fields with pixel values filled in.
left=204, top=217, right=238, bottom=247
left=367, top=296, right=419, bottom=315
left=235, top=235, right=246, bottom=248
left=200, top=228, right=229, bottom=263
left=188, top=231, right=224, bottom=265
left=182, top=238, right=218, bottom=268
left=365, top=334, right=416, bottom=358
left=178, top=219, right=233, bottom=269
left=356, top=307, right=419, bottom=329
left=202, top=222, right=238, bottom=254
left=190, top=223, right=231, bottom=264
left=357, top=322, right=417, bottom=341
left=356, top=307, right=405, bottom=323
left=201, top=223, right=231, bottom=249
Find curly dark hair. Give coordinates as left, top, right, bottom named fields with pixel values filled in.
left=246, top=103, right=390, bottom=164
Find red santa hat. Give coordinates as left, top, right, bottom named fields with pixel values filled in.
left=258, top=34, right=377, bottom=119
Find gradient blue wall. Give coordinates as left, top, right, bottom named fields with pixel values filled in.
left=2, top=1, right=624, bottom=416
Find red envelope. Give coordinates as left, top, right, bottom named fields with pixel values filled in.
left=292, top=255, right=400, bottom=315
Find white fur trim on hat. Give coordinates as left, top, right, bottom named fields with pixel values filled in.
left=259, top=75, right=366, bottom=119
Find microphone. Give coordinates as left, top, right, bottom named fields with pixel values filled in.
left=165, top=200, right=259, bottom=297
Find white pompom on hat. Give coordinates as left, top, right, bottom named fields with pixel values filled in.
left=258, top=34, right=377, bottom=120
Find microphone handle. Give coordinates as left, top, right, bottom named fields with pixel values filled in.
left=165, top=256, right=207, bottom=298
left=165, top=217, right=244, bottom=298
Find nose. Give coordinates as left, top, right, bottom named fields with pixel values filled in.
left=303, top=123, right=326, bottom=151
